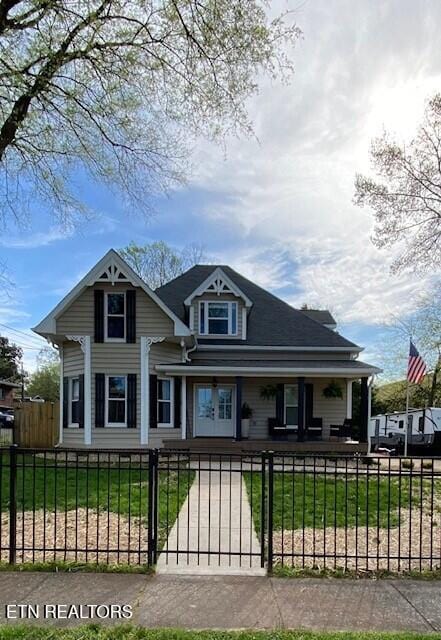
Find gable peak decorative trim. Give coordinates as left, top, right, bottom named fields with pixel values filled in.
left=184, top=267, right=252, bottom=307
left=32, top=249, right=191, bottom=338
left=96, top=260, right=130, bottom=285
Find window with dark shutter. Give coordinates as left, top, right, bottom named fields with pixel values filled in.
left=127, top=374, right=137, bottom=428
left=63, top=377, right=69, bottom=429
left=94, top=290, right=104, bottom=343
left=275, top=383, right=284, bottom=425
left=149, top=374, right=158, bottom=428
left=174, top=377, right=181, bottom=429
left=95, top=373, right=105, bottom=427
left=126, top=290, right=136, bottom=343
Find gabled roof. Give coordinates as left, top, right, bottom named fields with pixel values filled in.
left=155, top=265, right=361, bottom=350
left=301, top=309, right=337, bottom=328
left=183, top=266, right=253, bottom=307
left=33, top=250, right=191, bottom=337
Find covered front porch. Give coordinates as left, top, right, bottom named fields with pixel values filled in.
left=155, top=362, right=376, bottom=451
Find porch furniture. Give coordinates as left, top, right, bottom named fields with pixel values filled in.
left=267, top=418, right=300, bottom=441
left=330, top=418, right=353, bottom=440
left=306, top=417, right=323, bottom=440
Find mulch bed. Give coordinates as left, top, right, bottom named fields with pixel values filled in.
left=0, top=509, right=148, bottom=565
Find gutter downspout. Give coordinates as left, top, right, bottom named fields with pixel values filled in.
left=184, top=333, right=198, bottom=362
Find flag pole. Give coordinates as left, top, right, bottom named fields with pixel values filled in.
left=404, top=379, right=410, bottom=457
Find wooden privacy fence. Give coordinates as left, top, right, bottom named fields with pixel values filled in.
left=14, top=402, right=59, bottom=448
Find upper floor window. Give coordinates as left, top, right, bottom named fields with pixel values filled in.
left=105, top=292, right=125, bottom=341
left=199, top=301, right=237, bottom=335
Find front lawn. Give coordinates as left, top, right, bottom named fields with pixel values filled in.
left=243, top=470, right=433, bottom=533
left=0, top=626, right=439, bottom=640
left=0, top=451, right=194, bottom=549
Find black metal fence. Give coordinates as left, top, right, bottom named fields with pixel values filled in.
left=1, top=445, right=441, bottom=573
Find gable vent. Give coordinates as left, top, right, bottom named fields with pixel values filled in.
left=206, top=277, right=236, bottom=296
left=97, top=261, right=130, bottom=285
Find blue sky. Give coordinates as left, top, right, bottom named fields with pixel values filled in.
left=1, top=0, right=440, bottom=376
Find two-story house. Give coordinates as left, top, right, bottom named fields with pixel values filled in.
left=33, top=249, right=380, bottom=450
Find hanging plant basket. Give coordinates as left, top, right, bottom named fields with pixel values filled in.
left=322, top=380, right=343, bottom=399
left=260, top=384, right=277, bottom=401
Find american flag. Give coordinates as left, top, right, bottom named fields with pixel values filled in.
left=407, top=341, right=427, bottom=384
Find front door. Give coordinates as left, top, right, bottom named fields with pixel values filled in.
left=195, top=385, right=235, bottom=437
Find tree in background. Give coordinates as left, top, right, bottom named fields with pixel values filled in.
left=26, top=347, right=60, bottom=402
left=355, top=94, right=441, bottom=273
left=375, top=282, right=441, bottom=411
left=0, top=1, right=300, bottom=226
left=120, top=241, right=205, bottom=289
left=0, top=336, right=22, bottom=381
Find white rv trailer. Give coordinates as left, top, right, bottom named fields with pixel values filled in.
left=369, top=407, right=441, bottom=454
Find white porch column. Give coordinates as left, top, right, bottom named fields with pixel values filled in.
left=181, top=376, right=187, bottom=440
left=59, top=344, right=64, bottom=444
left=66, top=335, right=92, bottom=445
left=346, top=379, right=353, bottom=419
left=140, top=336, right=149, bottom=446
left=140, top=336, right=165, bottom=446
left=83, top=336, right=92, bottom=445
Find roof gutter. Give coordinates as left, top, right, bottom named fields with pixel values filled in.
left=195, top=345, right=362, bottom=353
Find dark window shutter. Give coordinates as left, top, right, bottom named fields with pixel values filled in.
left=94, top=290, right=104, bottom=343
left=275, top=383, right=284, bottom=425
left=63, top=377, right=69, bottom=429
left=174, top=377, right=181, bottom=429
left=78, top=374, right=85, bottom=429
left=126, top=290, right=136, bottom=343
left=305, top=383, right=313, bottom=427
left=127, top=373, right=137, bottom=428
left=95, top=373, right=105, bottom=427
left=149, top=374, right=158, bottom=428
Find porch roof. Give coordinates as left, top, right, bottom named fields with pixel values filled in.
left=155, top=358, right=381, bottom=377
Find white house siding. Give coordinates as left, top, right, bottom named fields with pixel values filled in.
left=185, top=376, right=347, bottom=441
left=190, top=293, right=245, bottom=339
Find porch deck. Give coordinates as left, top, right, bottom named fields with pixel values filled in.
left=163, top=438, right=368, bottom=455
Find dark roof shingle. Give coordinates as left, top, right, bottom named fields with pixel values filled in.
left=155, top=265, right=359, bottom=349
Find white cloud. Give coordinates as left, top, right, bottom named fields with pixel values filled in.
left=185, top=0, right=441, bottom=330
left=0, top=226, right=73, bottom=249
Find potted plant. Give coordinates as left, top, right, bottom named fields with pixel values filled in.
left=241, top=402, right=253, bottom=439
left=322, top=380, right=343, bottom=399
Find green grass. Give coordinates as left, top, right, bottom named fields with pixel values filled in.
left=0, top=452, right=194, bottom=547
left=0, top=561, right=153, bottom=573
left=244, top=471, right=433, bottom=533
left=0, top=626, right=440, bottom=639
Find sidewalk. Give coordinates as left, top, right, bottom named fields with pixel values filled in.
left=156, top=462, right=265, bottom=576
left=1, top=572, right=441, bottom=632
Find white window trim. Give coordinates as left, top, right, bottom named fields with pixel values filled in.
left=157, top=376, right=174, bottom=428
left=105, top=291, right=126, bottom=342
left=68, top=377, right=80, bottom=428
left=105, top=374, right=127, bottom=427
left=284, top=384, right=299, bottom=427
left=198, top=300, right=238, bottom=336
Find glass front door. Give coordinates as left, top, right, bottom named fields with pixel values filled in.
left=195, top=385, right=235, bottom=437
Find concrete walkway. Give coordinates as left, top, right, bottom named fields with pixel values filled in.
left=156, top=461, right=265, bottom=576
left=2, top=573, right=441, bottom=631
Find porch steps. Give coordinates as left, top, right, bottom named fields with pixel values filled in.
left=163, top=438, right=367, bottom=455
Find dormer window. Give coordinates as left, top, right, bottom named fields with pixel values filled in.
left=199, top=301, right=237, bottom=336
left=105, top=292, right=125, bottom=341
